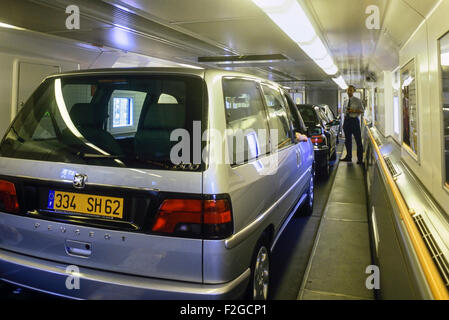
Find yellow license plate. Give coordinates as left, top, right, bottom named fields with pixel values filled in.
left=48, top=190, right=124, bottom=219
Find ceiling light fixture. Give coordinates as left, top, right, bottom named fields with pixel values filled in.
left=332, top=76, right=348, bottom=90
left=0, top=22, right=25, bottom=31
left=252, top=0, right=338, bottom=75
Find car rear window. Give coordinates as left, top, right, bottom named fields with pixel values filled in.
left=298, top=105, right=318, bottom=126
left=0, top=74, right=206, bottom=171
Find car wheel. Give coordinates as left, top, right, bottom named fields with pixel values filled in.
left=247, top=237, right=270, bottom=300
left=300, top=170, right=315, bottom=216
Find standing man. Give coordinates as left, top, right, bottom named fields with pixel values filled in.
left=341, top=85, right=364, bottom=164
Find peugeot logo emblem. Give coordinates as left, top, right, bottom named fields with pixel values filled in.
left=73, top=173, right=88, bottom=189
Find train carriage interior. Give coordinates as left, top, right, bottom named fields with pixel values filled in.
left=0, top=0, right=449, bottom=303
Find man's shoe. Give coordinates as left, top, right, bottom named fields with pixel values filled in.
left=357, top=160, right=363, bottom=165
left=341, top=157, right=352, bottom=162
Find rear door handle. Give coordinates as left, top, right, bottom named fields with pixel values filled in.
left=65, top=239, right=92, bottom=258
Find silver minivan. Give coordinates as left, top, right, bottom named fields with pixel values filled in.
left=0, top=68, right=314, bottom=300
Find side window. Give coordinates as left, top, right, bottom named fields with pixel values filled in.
left=31, top=111, right=57, bottom=140
left=283, top=93, right=306, bottom=134
left=261, top=84, right=292, bottom=148
left=439, top=32, right=449, bottom=186
left=32, top=84, right=60, bottom=141
left=223, top=78, right=270, bottom=164
left=108, top=90, right=147, bottom=135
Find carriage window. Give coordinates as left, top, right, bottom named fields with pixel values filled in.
left=112, top=97, right=133, bottom=128
left=108, top=90, right=147, bottom=135
left=392, top=68, right=400, bottom=137
left=401, top=59, right=418, bottom=158
left=439, top=32, right=449, bottom=186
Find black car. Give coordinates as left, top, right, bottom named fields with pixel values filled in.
left=318, top=104, right=341, bottom=144
left=297, top=104, right=340, bottom=177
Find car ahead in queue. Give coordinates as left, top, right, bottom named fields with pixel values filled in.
left=0, top=68, right=314, bottom=300
left=297, top=104, right=340, bottom=178
left=318, top=104, right=341, bottom=143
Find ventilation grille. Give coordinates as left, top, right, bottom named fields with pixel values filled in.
left=413, top=214, right=449, bottom=288
left=375, top=137, right=383, bottom=147
left=384, top=157, right=401, bottom=178
left=370, top=129, right=382, bottom=146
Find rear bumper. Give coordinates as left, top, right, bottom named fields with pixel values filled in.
left=314, top=147, right=329, bottom=167
left=0, top=249, right=250, bottom=300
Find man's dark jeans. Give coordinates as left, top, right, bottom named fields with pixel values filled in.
left=343, top=117, right=363, bottom=161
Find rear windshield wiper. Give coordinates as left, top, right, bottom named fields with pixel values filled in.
left=78, top=153, right=174, bottom=169
left=78, top=153, right=126, bottom=159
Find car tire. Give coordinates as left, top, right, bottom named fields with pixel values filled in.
left=300, top=170, right=315, bottom=216
left=246, top=236, right=271, bottom=300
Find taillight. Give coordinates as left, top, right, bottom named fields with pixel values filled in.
left=152, top=197, right=233, bottom=239
left=203, top=199, right=233, bottom=239
left=311, top=135, right=325, bottom=144
left=152, top=199, right=202, bottom=234
left=0, top=180, right=20, bottom=213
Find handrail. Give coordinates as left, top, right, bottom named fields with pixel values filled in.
left=365, top=122, right=449, bottom=300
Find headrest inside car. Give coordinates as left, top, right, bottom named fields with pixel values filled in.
left=70, top=103, right=102, bottom=127
left=141, top=104, right=186, bottom=130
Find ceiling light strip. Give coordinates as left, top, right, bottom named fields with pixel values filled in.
left=332, top=76, right=348, bottom=90
left=0, top=22, right=25, bottom=31
left=252, top=0, right=338, bottom=75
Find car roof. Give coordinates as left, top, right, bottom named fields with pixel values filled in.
left=43, top=67, right=285, bottom=90
left=45, top=67, right=205, bottom=79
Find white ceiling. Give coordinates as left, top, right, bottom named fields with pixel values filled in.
left=303, top=0, right=440, bottom=85
left=0, top=0, right=442, bottom=89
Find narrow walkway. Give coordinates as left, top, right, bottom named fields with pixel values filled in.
left=297, top=155, right=374, bottom=300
